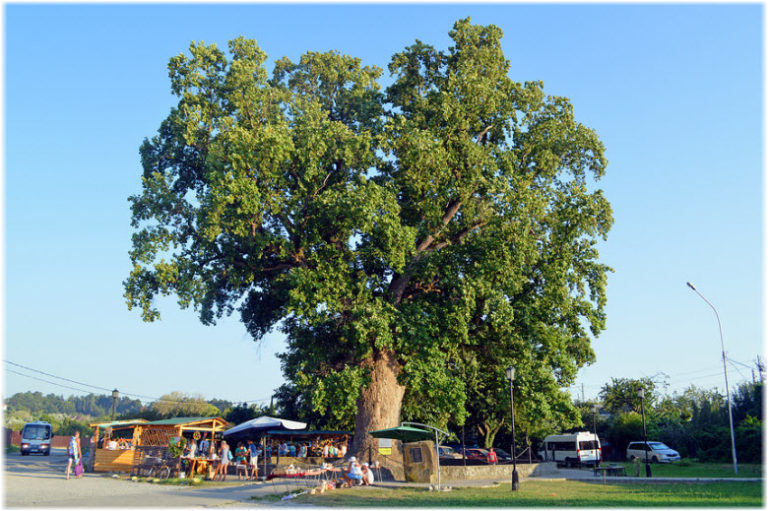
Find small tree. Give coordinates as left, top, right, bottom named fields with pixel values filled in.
left=600, top=377, right=657, bottom=415
left=150, top=392, right=220, bottom=418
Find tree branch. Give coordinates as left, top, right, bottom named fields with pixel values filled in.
left=476, top=125, right=492, bottom=144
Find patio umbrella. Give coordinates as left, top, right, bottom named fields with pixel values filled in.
left=223, top=416, right=307, bottom=437
left=368, top=425, right=434, bottom=443
left=224, top=416, right=307, bottom=480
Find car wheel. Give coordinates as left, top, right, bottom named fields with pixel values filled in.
left=651, top=456, right=659, bottom=463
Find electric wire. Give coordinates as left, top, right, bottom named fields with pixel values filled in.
left=4, top=360, right=113, bottom=392
left=4, top=359, right=272, bottom=407
left=6, top=368, right=103, bottom=395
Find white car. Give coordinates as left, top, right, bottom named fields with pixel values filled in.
left=626, top=441, right=681, bottom=463
left=437, top=446, right=462, bottom=459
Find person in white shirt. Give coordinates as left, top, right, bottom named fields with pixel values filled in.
left=342, top=456, right=363, bottom=486
left=361, top=462, right=374, bottom=485
left=184, top=439, right=197, bottom=458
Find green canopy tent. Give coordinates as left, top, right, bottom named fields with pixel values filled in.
left=369, top=422, right=449, bottom=489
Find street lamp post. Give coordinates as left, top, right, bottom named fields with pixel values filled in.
left=505, top=366, right=520, bottom=491
left=686, top=282, right=738, bottom=475
left=638, top=388, right=651, bottom=478
left=111, top=389, right=119, bottom=421
left=592, top=405, right=600, bottom=467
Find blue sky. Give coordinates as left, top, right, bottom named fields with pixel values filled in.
left=4, top=4, right=763, bottom=409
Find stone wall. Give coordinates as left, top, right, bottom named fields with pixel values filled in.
left=439, top=462, right=546, bottom=481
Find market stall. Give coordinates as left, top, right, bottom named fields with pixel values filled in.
left=90, top=416, right=228, bottom=474
left=89, top=420, right=148, bottom=473
left=223, top=416, right=307, bottom=479
left=266, top=430, right=352, bottom=464
left=131, top=416, right=229, bottom=478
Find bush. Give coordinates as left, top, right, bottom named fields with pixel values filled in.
left=696, top=427, right=732, bottom=462
left=735, top=416, right=762, bottom=464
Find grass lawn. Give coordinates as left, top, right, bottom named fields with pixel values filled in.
left=284, top=480, right=763, bottom=507
left=610, top=461, right=762, bottom=479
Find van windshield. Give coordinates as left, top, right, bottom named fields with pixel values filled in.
left=22, top=425, right=51, bottom=440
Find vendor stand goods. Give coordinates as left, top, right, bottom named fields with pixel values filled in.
left=90, top=417, right=229, bottom=477
left=265, top=431, right=352, bottom=464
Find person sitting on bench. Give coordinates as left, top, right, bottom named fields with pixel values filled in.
left=342, top=456, right=363, bottom=486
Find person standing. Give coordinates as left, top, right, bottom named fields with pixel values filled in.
left=215, top=441, right=231, bottom=481
left=185, top=439, right=198, bottom=458
left=199, top=436, right=210, bottom=458
left=487, top=448, right=498, bottom=465
left=65, top=431, right=82, bottom=480
left=234, top=442, right=249, bottom=480
left=247, top=440, right=260, bottom=480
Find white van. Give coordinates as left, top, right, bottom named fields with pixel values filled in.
left=538, top=432, right=601, bottom=467
left=20, top=421, right=53, bottom=456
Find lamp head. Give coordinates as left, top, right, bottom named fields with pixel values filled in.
left=686, top=282, right=696, bottom=291
left=505, top=366, right=515, bottom=382
left=112, top=389, right=119, bottom=399
left=637, top=388, right=645, bottom=399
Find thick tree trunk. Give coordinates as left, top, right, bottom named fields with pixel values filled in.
left=351, top=349, right=405, bottom=461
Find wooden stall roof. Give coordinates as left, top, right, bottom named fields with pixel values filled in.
left=143, top=416, right=229, bottom=430
left=89, top=419, right=148, bottom=430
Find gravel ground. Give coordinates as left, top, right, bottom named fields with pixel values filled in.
left=4, top=449, right=301, bottom=507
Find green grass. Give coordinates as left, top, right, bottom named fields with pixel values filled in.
left=613, top=461, right=762, bottom=479
left=284, top=480, right=763, bottom=507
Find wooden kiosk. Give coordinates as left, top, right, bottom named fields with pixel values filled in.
left=91, top=416, right=229, bottom=474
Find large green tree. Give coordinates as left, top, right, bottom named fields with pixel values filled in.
left=125, top=19, right=612, bottom=457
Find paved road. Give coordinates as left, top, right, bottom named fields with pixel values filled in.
left=4, top=449, right=303, bottom=507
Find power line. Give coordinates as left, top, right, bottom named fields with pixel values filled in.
left=5, top=368, right=104, bottom=395
left=727, top=360, right=748, bottom=382
left=726, top=357, right=754, bottom=370
left=4, top=360, right=273, bottom=407
left=4, top=360, right=113, bottom=393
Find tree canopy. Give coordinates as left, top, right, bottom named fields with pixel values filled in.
left=125, top=18, right=612, bottom=455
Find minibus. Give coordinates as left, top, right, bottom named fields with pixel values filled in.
left=20, top=421, right=53, bottom=456
left=538, top=431, right=601, bottom=467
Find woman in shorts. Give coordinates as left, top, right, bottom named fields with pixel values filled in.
left=215, top=441, right=230, bottom=481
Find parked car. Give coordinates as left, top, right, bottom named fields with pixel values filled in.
left=437, top=446, right=462, bottom=459
left=464, top=448, right=490, bottom=461
left=626, top=441, right=681, bottom=463
left=493, top=447, right=513, bottom=462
